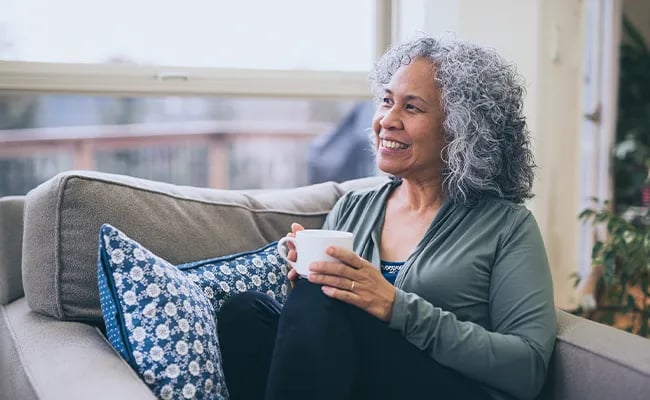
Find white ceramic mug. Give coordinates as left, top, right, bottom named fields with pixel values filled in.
left=277, top=229, right=354, bottom=277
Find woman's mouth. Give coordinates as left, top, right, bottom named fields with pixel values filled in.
left=380, top=139, right=409, bottom=150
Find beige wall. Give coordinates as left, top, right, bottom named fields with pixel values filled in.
left=455, top=0, right=541, bottom=147
left=533, top=0, right=585, bottom=309
left=396, top=0, right=586, bottom=308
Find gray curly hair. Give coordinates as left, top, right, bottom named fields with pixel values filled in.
left=370, top=36, right=535, bottom=205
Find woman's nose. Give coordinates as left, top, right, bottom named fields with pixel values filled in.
left=379, top=107, right=403, bottom=130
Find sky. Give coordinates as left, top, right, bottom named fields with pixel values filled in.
left=0, top=0, right=375, bottom=71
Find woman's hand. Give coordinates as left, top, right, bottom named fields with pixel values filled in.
left=285, top=223, right=304, bottom=288
left=308, top=247, right=396, bottom=322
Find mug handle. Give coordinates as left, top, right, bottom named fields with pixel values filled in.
left=277, top=237, right=297, bottom=269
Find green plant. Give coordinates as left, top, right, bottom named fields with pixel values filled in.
left=575, top=17, right=650, bottom=338
left=613, top=16, right=650, bottom=210
left=578, top=203, right=650, bottom=337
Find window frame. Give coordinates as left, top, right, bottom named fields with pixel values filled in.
left=0, top=0, right=392, bottom=99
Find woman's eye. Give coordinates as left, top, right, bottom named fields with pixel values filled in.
left=405, top=104, right=418, bottom=111
left=382, top=97, right=392, bottom=105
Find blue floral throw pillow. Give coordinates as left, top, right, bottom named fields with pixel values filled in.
left=98, top=224, right=290, bottom=399
left=98, top=224, right=229, bottom=400
left=175, top=242, right=289, bottom=314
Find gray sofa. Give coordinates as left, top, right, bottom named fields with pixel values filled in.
left=1, top=170, right=649, bottom=400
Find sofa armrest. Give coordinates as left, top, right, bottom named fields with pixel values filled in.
left=537, top=310, right=650, bottom=400
left=0, top=196, right=25, bottom=305
left=1, top=298, right=155, bottom=399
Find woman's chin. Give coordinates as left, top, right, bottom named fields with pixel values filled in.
left=376, top=162, right=403, bottom=177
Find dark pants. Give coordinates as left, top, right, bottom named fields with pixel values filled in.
left=217, top=279, right=492, bottom=400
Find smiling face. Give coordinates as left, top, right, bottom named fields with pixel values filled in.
left=372, top=58, right=446, bottom=184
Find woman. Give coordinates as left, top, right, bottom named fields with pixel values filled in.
left=217, top=36, right=557, bottom=400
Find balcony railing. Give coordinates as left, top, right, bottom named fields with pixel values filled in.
left=0, top=120, right=334, bottom=196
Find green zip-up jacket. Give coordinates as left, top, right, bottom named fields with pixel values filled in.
left=322, top=179, right=557, bottom=400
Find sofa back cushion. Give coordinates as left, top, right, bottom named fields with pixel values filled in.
left=0, top=196, right=25, bottom=305
left=22, top=170, right=385, bottom=323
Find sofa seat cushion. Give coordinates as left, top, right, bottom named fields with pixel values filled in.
left=0, top=298, right=156, bottom=399
left=21, top=170, right=386, bottom=323
left=0, top=196, right=25, bottom=305
left=99, top=224, right=229, bottom=399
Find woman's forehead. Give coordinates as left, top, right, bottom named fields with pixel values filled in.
left=384, top=59, right=438, bottom=99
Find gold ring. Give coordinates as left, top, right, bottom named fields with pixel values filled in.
left=350, top=280, right=355, bottom=291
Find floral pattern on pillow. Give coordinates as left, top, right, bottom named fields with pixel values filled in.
left=176, top=242, right=289, bottom=314
left=98, top=224, right=229, bottom=400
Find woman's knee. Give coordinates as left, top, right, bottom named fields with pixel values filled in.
left=218, top=291, right=281, bottom=326
left=286, top=279, right=338, bottom=309
left=220, top=291, right=267, bottom=313
left=278, top=279, right=353, bottom=335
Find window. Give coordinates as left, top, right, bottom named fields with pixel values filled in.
left=1, top=0, right=375, bottom=71
left=0, top=0, right=385, bottom=97
left=0, top=92, right=366, bottom=195
left=0, top=2, right=387, bottom=193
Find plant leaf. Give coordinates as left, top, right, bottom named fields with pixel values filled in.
left=579, top=209, right=595, bottom=219
left=623, top=15, right=649, bottom=53
left=603, top=250, right=616, bottom=286
left=592, top=241, right=604, bottom=259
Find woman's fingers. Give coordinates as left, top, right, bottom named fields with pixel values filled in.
left=307, top=252, right=395, bottom=322
left=326, top=246, right=367, bottom=269
left=317, top=266, right=395, bottom=322
left=286, top=222, right=304, bottom=249
left=308, top=261, right=358, bottom=279
left=283, top=222, right=306, bottom=288
left=291, top=222, right=304, bottom=234
left=285, top=231, right=296, bottom=246
left=287, top=268, right=299, bottom=288
left=287, top=249, right=297, bottom=262
left=321, top=285, right=360, bottom=303
left=307, top=272, right=356, bottom=291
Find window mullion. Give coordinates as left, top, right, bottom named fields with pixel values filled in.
left=0, top=61, right=371, bottom=99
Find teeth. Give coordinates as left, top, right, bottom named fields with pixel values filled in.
left=381, top=139, right=408, bottom=150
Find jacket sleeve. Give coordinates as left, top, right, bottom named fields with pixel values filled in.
left=389, top=213, right=557, bottom=400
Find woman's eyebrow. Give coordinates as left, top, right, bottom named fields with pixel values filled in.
left=383, top=89, right=428, bottom=105
left=404, top=94, right=429, bottom=105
